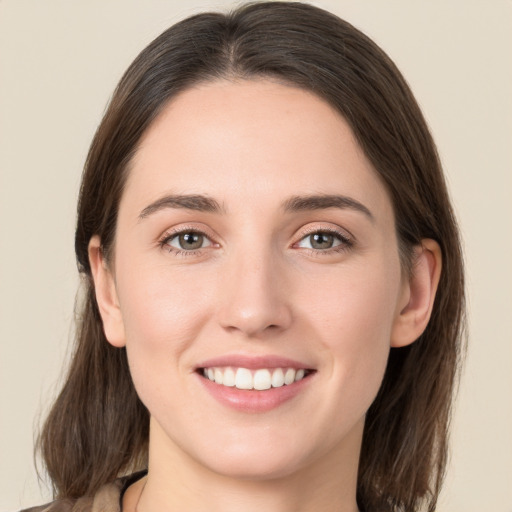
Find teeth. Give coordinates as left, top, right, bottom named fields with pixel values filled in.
left=284, top=368, right=296, bottom=385
left=271, top=368, right=285, bottom=388
left=202, top=366, right=309, bottom=390
left=235, top=368, right=253, bottom=390
left=223, top=367, right=236, bottom=387
left=214, top=368, right=223, bottom=385
left=253, top=369, right=272, bottom=390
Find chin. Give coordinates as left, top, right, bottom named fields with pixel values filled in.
left=199, top=447, right=309, bottom=481
left=187, top=422, right=345, bottom=482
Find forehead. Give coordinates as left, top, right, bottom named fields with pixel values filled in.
left=123, top=79, right=393, bottom=220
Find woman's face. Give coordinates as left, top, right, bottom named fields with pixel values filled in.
left=99, top=80, right=411, bottom=480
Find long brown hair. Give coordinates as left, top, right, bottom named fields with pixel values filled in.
left=38, top=3, right=465, bottom=511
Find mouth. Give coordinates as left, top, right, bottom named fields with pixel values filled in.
left=195, top=355, right=316, bottom=412
left=198, top=366, right=315, bottom=391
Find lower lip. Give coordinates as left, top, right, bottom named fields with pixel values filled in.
left=197, top=372, right=313, bottom=413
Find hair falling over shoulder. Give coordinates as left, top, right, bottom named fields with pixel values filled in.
left=37, top=3, right=465, bottom=511
left=38, top=285, right=149, bottom=498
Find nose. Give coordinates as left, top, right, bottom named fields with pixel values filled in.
left=217, top=250, right=293, bottom=338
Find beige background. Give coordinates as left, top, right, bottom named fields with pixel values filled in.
left=1, top=1, right=511, bottom=511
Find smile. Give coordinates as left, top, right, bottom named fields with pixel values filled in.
left=201, top=367, right=312, bottom=390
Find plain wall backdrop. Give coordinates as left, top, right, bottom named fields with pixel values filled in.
left=1, top=1, right=511, bottom=511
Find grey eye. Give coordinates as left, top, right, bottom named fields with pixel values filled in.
left=297, top=232, right=343, bottom=250
left=310, top=233, right=334, bottom=249
left=168, top=232, right=211, bottom=250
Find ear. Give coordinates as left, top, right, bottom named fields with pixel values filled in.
left=88, top=235, right=126, bottom=348
left=391, top=239, right=442, bottom=348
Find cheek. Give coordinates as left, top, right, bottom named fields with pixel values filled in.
left=300, top=258, right=401, bottom=399
left=302, top=256, right=400, bottom=338
left=117, top=260, right=214, bottom=340
left=114, top=262, right=216, bottom=392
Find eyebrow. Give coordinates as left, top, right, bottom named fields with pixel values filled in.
left=138, top=194, right=223, bottom=220
left=138, top=192, right=374, bottom=222
left=282, top=194, right=374, bottom=221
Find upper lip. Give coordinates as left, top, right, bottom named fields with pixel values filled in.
left=196, top=354, right=314, bottom=370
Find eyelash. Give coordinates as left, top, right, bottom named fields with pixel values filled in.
left=158, top=226, right=354, bottom=257
left=293, top=227, right=353, bottom=256
left=158, top=227, right=215, bottom=257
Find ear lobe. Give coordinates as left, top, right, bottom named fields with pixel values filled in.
left=390, top=239, right=442, bottom=348
left=88, top=235, right=126, bottom=348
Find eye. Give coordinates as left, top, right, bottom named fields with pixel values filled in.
left=163, top=230, right=213, bottom=251
left=296, top=230, right=350, bottom=251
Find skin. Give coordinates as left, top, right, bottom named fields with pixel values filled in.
left=89, top=79, right=441, bottom=512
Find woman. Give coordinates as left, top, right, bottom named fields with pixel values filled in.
left=26, top=2, right=465, bottom=511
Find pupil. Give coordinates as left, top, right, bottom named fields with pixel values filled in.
left=311, top=233, right=333, bottom=249
left=179, top=232, right=203, bottom=250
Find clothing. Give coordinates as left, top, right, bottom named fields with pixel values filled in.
left=19, top=472, right=146, bottom=512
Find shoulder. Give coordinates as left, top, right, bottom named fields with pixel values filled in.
left=18, top=496, right=93, bottom=512
left=18, top=471, right=146, bottom=512
left=19, top=506, right=52, bottom=512
left=18, top=487, right=110, bottom=512
left=18, top=499, right=83, bottom=512
left=18, top=490, right=109, bottom=512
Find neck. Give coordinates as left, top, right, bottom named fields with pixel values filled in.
left=135, top=418, right=362, bottom=512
